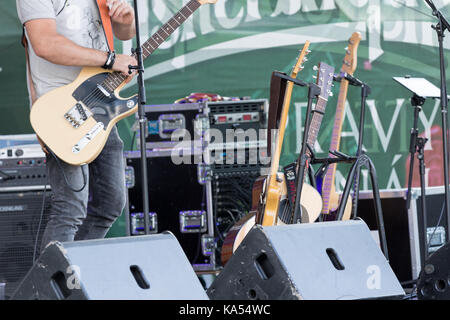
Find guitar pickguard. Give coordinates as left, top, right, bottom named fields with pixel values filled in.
left=72, top=72, right=138, bottom=128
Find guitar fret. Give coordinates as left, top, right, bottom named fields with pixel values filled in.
left=169, top=18, right=180, bottom=29
left=163, top=23, right=174, bottom=35
left=143, top=46, right=151, bottom=56
left=153, top=33, right=163, bottom=44
left=160, top=25, right=171, bottom=37
left=157, top=29, right=168, bottom=41
left=149, top=37, right=159, bottom=50
left=181, top=7, right=191, bottom=17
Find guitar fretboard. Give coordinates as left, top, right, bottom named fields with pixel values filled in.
left=306, top=97, right=327, bottom=153
left=100, top=0, right=201, bottom=93
left=321, top=79, right=349, bottom=213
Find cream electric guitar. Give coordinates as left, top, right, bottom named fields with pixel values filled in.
left=318, top=32, right=362, bottom=221
left=30, top=0, right=217, bottom=165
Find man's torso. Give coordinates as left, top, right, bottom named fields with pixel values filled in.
left=17, top=0, right=109, bottom=99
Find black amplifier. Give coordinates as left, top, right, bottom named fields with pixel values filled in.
left=124, top=150, right=210, bottom=266
left=0, top=144, right=47, bottom=191
left=0, top=189, right=51, bottom=299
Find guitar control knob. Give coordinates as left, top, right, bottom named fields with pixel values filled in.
left=15, top=149, right=24, bottom=157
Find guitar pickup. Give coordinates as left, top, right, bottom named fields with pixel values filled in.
left=72, top=122, right=104, bottom=154
left=64, top=102, right=93, bottom=128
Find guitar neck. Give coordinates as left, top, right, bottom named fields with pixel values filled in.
left=141, top=0, right=200, bottom=59
left=306, top=96, right=327, bottom=155
left=321, top=78, right=350, bottom=213
left=101, top=0, right=201, bottom=92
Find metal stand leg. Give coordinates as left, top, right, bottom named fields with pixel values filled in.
left=417, top=137, right=429, bottom=262
left=337, top=154, right=389, bottom=261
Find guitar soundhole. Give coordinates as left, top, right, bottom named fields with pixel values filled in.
left=254, top=253, right=275, bottom=280
left=326, top=248, right=345, bottom=271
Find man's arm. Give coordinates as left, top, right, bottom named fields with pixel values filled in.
left=108, top=0, right=136, bottom=41
left=24, top=18, right=137, bottom=76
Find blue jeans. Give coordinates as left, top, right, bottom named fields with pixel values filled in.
left=40, top=126, right=126, bottom=250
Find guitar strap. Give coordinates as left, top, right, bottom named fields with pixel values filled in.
left=95, top=0, right=115, bottom=52
left=21, top=29, right=37, bottom=106
left=283, top=162, right=297, bottom=209
left=21, top=0, right=115, bottom=106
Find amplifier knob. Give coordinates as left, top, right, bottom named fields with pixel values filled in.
left=15, top=149, right=24, bottom=157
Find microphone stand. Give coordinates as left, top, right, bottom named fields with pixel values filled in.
left=129, top=0, right=150, bottom=235
left=425, top=0, right=450, bottom=242
left=405, top=94, right=429, bottom=264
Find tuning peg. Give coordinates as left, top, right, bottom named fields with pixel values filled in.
left=303, top=57, right=309, bottom=62
left=312, top=75, right=317, bottom=79
left=306, top=49, right=312, bottom=54
left=345, top=46, right=349, bottom=51
left=313, top=65, right=319, bottom=71
left=329, top=91, right=334, bottom=97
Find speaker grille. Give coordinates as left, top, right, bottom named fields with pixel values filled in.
left=0, top=191, right=51, bottom=298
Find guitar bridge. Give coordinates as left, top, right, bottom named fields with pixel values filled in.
left=72, top=122, right=104, bottom=154
left=64, top=102, right=93, bottom=128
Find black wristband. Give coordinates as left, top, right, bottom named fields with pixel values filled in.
left=102, top=51, right=116, bottom=70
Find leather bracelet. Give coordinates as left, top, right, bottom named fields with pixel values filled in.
left=102, top=51, right=116, bottom=70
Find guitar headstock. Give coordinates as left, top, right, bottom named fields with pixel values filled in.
left=342, top=32, right=362, bottom=75
left=291, top=41, right=311, bottom=78
left=315, top=62, right=335, bottom=100
left=198, top=0, right=218, bottom=4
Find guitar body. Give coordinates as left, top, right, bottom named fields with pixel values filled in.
left=221, top=174, right=322, bottom=265
left=30, top=67, right=138, bottom=165
left=321, top=184, right=352, bottom=221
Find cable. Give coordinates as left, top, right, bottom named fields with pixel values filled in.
left=33, top=173, right=49, bottom=263
left=130, top=131, right=137, bottom=151
left=48, top=149, right=87, bottom=193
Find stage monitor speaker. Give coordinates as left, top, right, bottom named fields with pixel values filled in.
left=417, top=241, right=450, bottom=300
left=11, top=232, right=208, bottom=300
left=207, top=220, right=404, bottom=300
left=0, top=190, right=51, bottom=299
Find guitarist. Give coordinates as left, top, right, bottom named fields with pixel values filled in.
left=16, top=0, right=137, bottom=250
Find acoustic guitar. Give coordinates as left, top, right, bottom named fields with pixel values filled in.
left=29, top=0, right=217, bottom=165
left=317, top=32, right=362, bottom=221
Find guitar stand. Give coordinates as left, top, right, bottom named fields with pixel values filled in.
left=292, top=82, right=322, bottom=224
left=313, top=75, right=389, bottom=260
left=271, top=71, right=321, bottom=224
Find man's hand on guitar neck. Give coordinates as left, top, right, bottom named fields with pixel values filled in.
left=111, top=54, right=138, bottom=78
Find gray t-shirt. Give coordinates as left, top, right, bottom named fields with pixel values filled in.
left=17, top=0, right=109, bottom=99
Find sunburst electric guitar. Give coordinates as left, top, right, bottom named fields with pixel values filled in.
left=29, top=0, right=217, bottom=165
left=317, top=32, right=362, bottom=221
